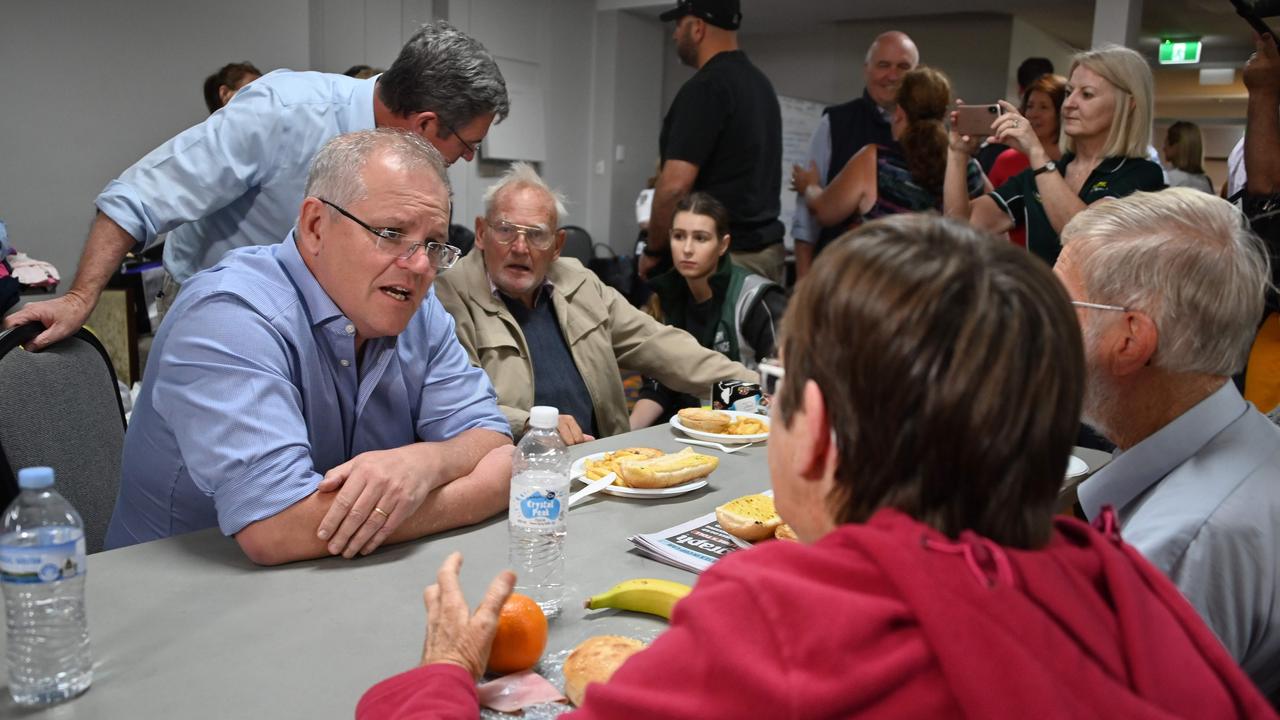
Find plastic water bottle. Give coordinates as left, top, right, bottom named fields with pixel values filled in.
left=509, top=406, right=570, bottom=617
left=1, top=467, right=92, bottom=706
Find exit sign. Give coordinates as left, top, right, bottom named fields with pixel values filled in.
left=1159, top=40, right=1201, bottom=65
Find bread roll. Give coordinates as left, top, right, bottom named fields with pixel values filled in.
left=774, top=523, right=798, bottom=542
left=715, top=494, right=781, bottom=541
left=563, top=635, right=647, bottom=706
left=583, top=448, right=666, bottom=483
left=677, top=408, right=731, bottom=433
left=617, top=448, right=718, bottom=489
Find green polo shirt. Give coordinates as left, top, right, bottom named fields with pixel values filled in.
left=989, top=153, right=1165, bottom=265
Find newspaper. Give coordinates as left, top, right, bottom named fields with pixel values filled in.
left=627, top=491, right=771, bottom=573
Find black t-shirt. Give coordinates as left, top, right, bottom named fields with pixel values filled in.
left=660, top=50, right=783, bottom=252
left=989, top=154, right=1165, bottom=266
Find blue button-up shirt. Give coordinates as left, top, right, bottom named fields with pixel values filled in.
left=105, top=234, right=510, bottom=548
left=1078, top=381, right=1280, bottom=698
left=95, top=70, right=376, bottom=283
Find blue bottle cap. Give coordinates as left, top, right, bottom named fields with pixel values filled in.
left=17, top=467, right=55, bottom=489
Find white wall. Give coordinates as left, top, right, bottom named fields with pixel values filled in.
left=602, top=11, right=665, bottom=253
left=1006, top=17, right=1079, bottom=102
left=309, top=0, right=435, bottom=73
left=436, top=0, right=597, bottom=239
left=0, top=0, right=310, bottom=294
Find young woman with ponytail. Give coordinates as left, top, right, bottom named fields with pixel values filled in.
left=790, top=67, right=988, bottom=249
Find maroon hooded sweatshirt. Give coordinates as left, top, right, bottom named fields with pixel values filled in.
left=358, top=509, right=1275, bottom=719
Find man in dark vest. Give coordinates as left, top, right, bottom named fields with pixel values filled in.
left=791, top=31, right=918, bottom=279
left=642, top=0, right=785, bottom=284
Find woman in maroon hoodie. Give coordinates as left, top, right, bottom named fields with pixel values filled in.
left=359, top=214, right=1275, bottom=719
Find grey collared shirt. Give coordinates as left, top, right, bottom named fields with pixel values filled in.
left=1079, top=381, right=1280, bottom=700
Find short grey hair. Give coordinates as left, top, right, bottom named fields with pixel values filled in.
left=1060, top=188, right=1270, bottom=376
left=482, top=162, right=568, bottom=227
left=305, top=128, right=450, bottom=207
left=378, top=20, right=510, bottom=130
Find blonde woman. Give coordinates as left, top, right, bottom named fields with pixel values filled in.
left=944, top=45, right=1165, bottom=265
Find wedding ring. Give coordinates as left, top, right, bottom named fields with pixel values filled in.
left=373, top=507, right=390, bottom=519
left=1013, top=120, right=1020, bottom=128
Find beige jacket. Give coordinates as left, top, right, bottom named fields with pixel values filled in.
left=434, top=251, right=756, bottom=438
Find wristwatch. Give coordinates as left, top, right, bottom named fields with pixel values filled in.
left=1033, top=160, right=1057, bottom=177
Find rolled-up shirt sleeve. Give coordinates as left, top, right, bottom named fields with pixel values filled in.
left=95, top=82, right=283, bottom=250
left=404, top=291, right=512, bottom=442
left=151, top=293, right=321, bottom=536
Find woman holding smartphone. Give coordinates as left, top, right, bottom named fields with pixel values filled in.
left=627, top=193, right=786, bottom=429
left=790, top=67, right=987, bottom=253
left=944, top=45, right=1164, bottom=266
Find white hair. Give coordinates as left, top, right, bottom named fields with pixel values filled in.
left=1060, top=188, right=1270, bottom=376
left=481, top=161, right=569, bottom=226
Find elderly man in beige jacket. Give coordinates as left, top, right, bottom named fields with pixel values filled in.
left=435, top=163, right=755, bottom=444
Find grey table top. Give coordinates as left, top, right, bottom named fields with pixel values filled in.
left=0, top=425, right=1111, bottom=718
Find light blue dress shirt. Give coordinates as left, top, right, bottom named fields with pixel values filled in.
left=105, top=234, right=510, bottom=549
left=789, top=114, right=831, bottom=244
left=95, top=70, right=376, bottom=283
left=1078, top=381, right=1280, bottom=699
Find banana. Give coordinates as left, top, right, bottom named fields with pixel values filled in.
left=583, top=578, right=693, bottom=620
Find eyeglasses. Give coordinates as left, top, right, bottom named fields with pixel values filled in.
left=440, top=118, right=480, bottom=157
left=487, top=219, right=555, bottom=250
left=319, top=199, right=460, bottom=269
left=758, top=360, right=785, bottom=398
left=1071, top=300, right=1128, bottom=312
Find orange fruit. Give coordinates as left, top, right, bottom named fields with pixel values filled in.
left=487, top=593, right=548, bottom=674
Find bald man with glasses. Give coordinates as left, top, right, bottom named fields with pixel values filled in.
left=105, top=130, right=513, bottom=565
left=435, top=162, right=756, bottom=444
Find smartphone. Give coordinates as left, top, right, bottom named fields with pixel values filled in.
left=954, top=104, right=1004, bottom=137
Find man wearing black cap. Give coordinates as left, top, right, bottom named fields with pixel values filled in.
left=641, top=0, right=784, bottom=283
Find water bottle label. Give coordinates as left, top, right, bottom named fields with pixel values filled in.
left=0, top=537, right=86, bottom=584
left=512, top=489, right=563, bottom=528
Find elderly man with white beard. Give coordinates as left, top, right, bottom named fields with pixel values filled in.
left=1054, top=187, right=1280, bottom=700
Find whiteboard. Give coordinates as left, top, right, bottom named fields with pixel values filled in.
left=777, top=95, right=828, bottom=250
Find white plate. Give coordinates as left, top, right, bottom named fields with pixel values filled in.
left=569, top=452, right=709, bottom=498
left=1065, top=454, right=1089, bottom=479
left=668, top=410, right=770, bottom=443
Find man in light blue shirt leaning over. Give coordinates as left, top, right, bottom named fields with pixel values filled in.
left=105, top=129, right=513, bottom=566
left=7, top=20, right=508, bottom=350
left=1056, top=188, right=1280, bottom=701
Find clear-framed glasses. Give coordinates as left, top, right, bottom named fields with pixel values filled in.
left=487, top=219, right=555, bottom=250
left=318, top=198, right=460, bottom=269
left=758, top=359, right=785, bottom=398
left=440, top=118, right=480, bottom=157
left=1071, top=300, right=1128, bottom=312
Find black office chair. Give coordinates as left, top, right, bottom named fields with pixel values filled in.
left=0, top=322, right=127, bottom=553
left=559, top=225, right=595, bottom=265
